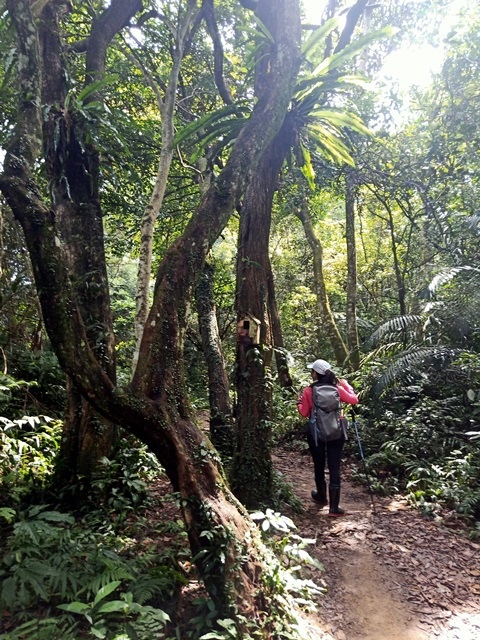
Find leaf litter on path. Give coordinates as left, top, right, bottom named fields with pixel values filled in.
left=273, top=446, right=480, bottom=640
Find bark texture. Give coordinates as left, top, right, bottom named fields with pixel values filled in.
left=39, top=0, right=123, bottom=483
left=196, top=262, right=234, bottom=457
left=232, top=114, right=297, bottom=507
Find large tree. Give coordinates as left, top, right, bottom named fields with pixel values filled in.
left=231, top=0, right=374, bottom=504
left=0, top=0, right=301, bottom=625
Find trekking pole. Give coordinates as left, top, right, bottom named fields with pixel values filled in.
left=351, top=412, right=377, bottom=515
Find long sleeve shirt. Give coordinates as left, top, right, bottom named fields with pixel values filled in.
left=297, top=379, right=358, bottom=418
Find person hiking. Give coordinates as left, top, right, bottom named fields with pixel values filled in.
left=296, top=358, right=359, bottom=516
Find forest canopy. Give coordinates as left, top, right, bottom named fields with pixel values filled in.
left=0, top=0, right=479, bottom=638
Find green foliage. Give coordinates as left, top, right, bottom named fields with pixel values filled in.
left=57, top=581, right=171, bottom=640
left=271, top=384, right=304, bottom=445
left=88, top=443, right=161, bottom=517
left=0, top=415, right=61, bottom=504
left=0, top=418, right=187, bottom=639
left=356, top=349, right=480, bottom=521
left=249, top=509, right=325, bottom=639
left=0, top=351, right=66, bottom=418
left=0, top=498, right=187, bottom=639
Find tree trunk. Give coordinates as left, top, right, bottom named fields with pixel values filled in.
left=133, top=2, right=200, bottom=370
left=345, top=170, right=360, bottom=370
left=231, top=111, right=297, bottom=508
left=39, top=0, right=122, bottom=485
left=387, top=205, right=407, bottom=316
left=267, top=260, right=293, bottom=388
left=296, top=198, right=348, bottom=366
left=1, top=0, right=302, bottom=620
left=196, top=262, right=234, bottom=457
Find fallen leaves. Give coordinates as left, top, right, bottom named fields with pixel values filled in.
left=274, top=445, right=480, bottom=640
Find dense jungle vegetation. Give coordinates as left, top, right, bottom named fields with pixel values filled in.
left=0, top=0, right=479, bottom=638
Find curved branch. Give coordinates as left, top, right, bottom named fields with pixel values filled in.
left=86, top=0, right=143, bottom=82
left=334, top=0, right=370, bottom=53
left=204, top=0, right=234, bottom=105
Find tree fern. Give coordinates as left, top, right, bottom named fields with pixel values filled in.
left=364, top=315, right=423, bottom=348
left=421, top=265, right=480, bottom=299
left=371, top=346, right=461, bottom=396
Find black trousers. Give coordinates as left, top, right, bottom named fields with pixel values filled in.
left=307, top=432, right=345, bottom=488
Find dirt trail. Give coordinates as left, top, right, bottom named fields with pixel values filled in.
left=273, top=447, right=480, bottom=640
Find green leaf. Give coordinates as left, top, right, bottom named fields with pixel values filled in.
left=91, top=626, right=107, bottom=639
left=308, top=124, right=355, bottom=166
left=308, top=109, right=371, bottom=137
left=37, top=510, right=75, bottom=524
left=172, top=105, right=248, bottom=147
left=58, top=601, right=90, bottom=614
left=312, top=26, right=396, bottom=77
left=301, top=17, right=339, bottom=58
left=0, top=507, right=16, bottom=523
left=251, top=15, right=274, bottom=43
left=76, top=74, right=119, bottom=105
left=300, top=143, right=316, bottom=190
left=96, top=600, right=127, bottom=614
left=93, top=580, right=122, bottom=606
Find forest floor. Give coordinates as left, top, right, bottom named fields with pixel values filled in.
left=156, top=438, right=480, bottom=639
left=272, top=446, right=480, bottom=640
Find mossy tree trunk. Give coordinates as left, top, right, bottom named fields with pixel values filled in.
left=1, top=0, right=301, bottom=621
left=296, top=198, right=349, bottom=367
left=38, top=0, right=128, bottom=485
left=231, top=110, right=297, bottom=507
left=345, top=170, right=361, bottom=370
left=196, top=261, right=234, bottom=457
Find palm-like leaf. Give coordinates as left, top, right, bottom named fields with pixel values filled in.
left=301, top=17, right=339, bottom=58
left=172, top=104, right=249, bottom=148
left=365, top=315, right=423, bottom=348
left=307, top=123, right=356, bottom=166
left=173, top=18, right=390, bottom=171
left=420, top=266, right=480, bottom=300
left=372, top=346, right=461, bottom=396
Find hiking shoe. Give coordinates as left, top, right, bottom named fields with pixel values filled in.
left=311, top=489, right=328, bottom=506
left=328, top=485, right=345, bottom=516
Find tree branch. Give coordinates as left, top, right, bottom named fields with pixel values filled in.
left=203, top=0, right=234, bottom=105
left=334, top=0, right=370, bottom=53
left=85, top=0, right=143, bottom=83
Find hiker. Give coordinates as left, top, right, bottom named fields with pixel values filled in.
left=296, top=358, right=358, bottom=516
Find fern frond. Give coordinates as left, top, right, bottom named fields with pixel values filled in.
left=373, top=346, right=462, bottom=395
left=308, top=108, right=372, bottom=137
left=365, top=315, right=423, bottom=348
left=299, top=142, right=315, bottom=189
left=312, top=26, right=396, bottom=77
left=308, top=125, right=355, bottom=165
left=301, top=17, right=339, bottom=58
left=421, top=266, right=480, bottom=299
left=172, top=104, right=249, bottom=147
left=80, top=556, right=133, bottom=599
left=129, top=568, right=186, bottom=604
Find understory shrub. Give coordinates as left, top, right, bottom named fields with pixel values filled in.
left=0, top=413, right=190, bottom=639
left=353, top=368, right=480, bottom=522
left=0, top=494, right=188, bottom=639
left=0, top=415, right=61, bottom=504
